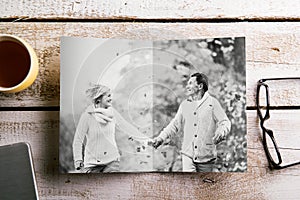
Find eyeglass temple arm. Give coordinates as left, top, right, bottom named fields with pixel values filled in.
left=259, top=77, right=300, bottom=82
left=272, top=161, right=300, bottom=169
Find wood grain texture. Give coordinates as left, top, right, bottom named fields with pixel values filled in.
left=0, top=110, right=299, bottom=199
left=0, top=22, right=300, bottom=108
left=1, top=0, right=300, bottom=20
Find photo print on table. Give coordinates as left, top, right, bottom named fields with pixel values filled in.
left=60, top=37, right=246, bottom=173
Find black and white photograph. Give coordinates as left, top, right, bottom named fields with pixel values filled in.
left=60, top=37, right=246, bottom=173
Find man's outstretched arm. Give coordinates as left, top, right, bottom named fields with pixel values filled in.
left=153, top=103, right=184, bottom=148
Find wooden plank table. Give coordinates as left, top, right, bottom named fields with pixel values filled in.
left=1, top=1, right=300, bottom=199
left=1, top=0, right=300, bottom=20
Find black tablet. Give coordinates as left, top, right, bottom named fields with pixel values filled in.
left=0, top=142, right=39, bottom=200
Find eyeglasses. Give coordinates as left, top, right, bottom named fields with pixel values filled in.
left=256, top=77, right=300, bottom=169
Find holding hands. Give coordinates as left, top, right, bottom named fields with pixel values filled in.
left=150, top=137, right=164, bottom=149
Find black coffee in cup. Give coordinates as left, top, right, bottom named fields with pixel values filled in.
left=0, top=35, right=38, bottom=93
left=0, top=41, right=31, bottom=88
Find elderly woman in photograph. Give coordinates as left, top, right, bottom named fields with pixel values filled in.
left=72, top=84, right=147, bottom=173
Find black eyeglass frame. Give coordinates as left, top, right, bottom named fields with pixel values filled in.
left=256, top=77, right=300, bottom=169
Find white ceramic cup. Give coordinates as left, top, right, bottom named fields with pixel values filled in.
left=0, top=34, right=38, bottom=93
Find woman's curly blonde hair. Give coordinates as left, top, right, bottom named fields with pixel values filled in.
left=85, top=84, right=110, bottom=102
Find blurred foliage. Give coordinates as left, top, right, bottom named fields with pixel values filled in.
left=59, top=38, right=246, bottom=173
left=60, top=114, right=77, bottom=173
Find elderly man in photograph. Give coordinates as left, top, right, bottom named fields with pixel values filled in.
left=153, top=72, right=231, bottom=172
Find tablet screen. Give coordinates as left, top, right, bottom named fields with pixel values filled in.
left=0, top=143, right=39, bottom=200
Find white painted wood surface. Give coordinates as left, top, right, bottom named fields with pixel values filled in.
left=1, top=0, right=300, bottom=20
left=0, top=4, right=300, bottom=197
left=0, top=22, right=300, bottom=107
left=0, top=110, right=299, bottom=199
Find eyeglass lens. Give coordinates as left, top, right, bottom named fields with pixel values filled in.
left=264, top=132, right=280, bottom=164
left=258, top=85, right=268, bottom=119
